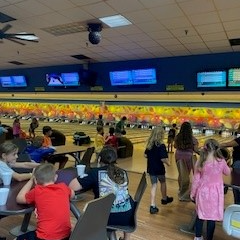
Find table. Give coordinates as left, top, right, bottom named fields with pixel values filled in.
left=53, top=144, right=87, bottom=166
left=0, top=181, right=35, bottom=236
left=0, top=167, right=82, bottom=236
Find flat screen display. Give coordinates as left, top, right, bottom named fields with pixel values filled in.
left=228, top=68, right=240, bottom=87
left=46, top=72, right=79, bottom=86
left=197, top=71, right=226, bottom=88
left=0, top=75, right=27, bottom=87
left=109, top=70, right=133, bottom=86
left=132, top=68, right=157, bottom=85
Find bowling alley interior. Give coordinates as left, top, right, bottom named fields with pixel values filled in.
left=1, top=1, right=240, bottom=240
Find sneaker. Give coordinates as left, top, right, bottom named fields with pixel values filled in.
left=161, top=196, right=173, bottom=205
left=194, top=237, right=204, bottom=240
left=150, top=206, right=159, bottom=214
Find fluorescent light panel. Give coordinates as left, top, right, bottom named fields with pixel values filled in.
left=99, top=15, right=132, bottom=27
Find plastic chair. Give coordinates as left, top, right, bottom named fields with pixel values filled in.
left=79, top=147, right=95, bottom=170
left=12, top=138, right=28, bottom=154
left=69, top=193, right=115, bottom=240
left=107, top=172, right=147, bottom=240
left=223, top=204, right=240, bottom=238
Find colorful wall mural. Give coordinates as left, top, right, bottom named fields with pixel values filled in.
left=0, top=101, right=239, bottom=129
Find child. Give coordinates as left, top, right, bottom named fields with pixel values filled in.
left=105, top=127, right=118, bottom=149
left=26, top=136, right=55, bottom=163
left=115, top=116, right=127, bottom=137
left=144, top=127, right=173, bottom=214
left=42, top=126, right=68, bottom=169
left=95, top=126, right=105, bottom=161
left=13, top=118, right=21, bottom=138
left=96, top=114, right=104, bottom=128
left=0, top=142, right=39, bottom=182
left=16, top=163, right=75, bottom=240
left=29, top=117, right=39, bottom=139
left=42, top=126, right=53, bottom=148
left=167, top=123, right=177, bottom=153
left=69, top=146, right=133, bottom=240
left=0, top=120, right=8, bottom=136
left=190, top=139, right=231, bottom=240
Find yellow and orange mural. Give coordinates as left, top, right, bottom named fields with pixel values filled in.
left=0, top=101, right=239, bottom=129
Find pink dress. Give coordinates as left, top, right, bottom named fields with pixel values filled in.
left=191, top=158, right=231, bottom=221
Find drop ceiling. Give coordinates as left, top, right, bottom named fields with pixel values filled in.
left=0, top=0, right=240, bottom=70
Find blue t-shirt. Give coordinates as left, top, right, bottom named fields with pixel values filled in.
left=145, top=143, right=168, bottom=175
left=26, top=146, right=54, bottom=163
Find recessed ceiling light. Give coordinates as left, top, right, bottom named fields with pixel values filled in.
left=99, top=15, right=132, bottom=28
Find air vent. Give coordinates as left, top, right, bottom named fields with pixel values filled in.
left=71, top=54, right=91, bottom=60
left=0, top=12, right=16, bottom=23
left=229, top=38, right=240, bottom=46
left=42, top=22, right=87, bottom=36
left=8, top=61, right=24, bottom=65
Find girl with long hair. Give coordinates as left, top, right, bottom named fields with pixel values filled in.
left=145, top=127, right=173, bottom=214
left=174, top=122, right=199, bottom=201
left=191, top=139, right=231, bottom=240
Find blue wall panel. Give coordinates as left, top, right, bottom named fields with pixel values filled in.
left=0, top=52, right=240, bottom=92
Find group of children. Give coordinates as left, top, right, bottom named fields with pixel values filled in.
left=145, top=123, right=231, bottom=240
left=12, top=117, right=39, bottom=139
left=0, top=115, right=234, bottom=240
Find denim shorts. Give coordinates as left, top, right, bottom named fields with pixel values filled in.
left=149, top=174, right=166, bottom=184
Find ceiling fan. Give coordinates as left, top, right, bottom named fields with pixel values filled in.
left=0, top=24, right=39, bottom=45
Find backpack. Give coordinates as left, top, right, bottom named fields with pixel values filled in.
left=73, top=132, right=91, bottom=145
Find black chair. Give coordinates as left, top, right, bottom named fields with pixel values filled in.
left=69, top=193, right=115, bottom=240
left=79, top=147, right=95, bottom=170
left=51, top=129, right=66, bottom=146
left=107, top=172, right=147, bottom=240
left=12, top=138, right=28, bottom=154
left=117, top=137, right=133, bottom=158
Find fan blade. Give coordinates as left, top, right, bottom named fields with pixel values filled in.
left=10, top=36, right=38, bottom=43
left=1, top=24, right=12, bottom=33
left=7, top=38, right=25, bottom=45
left=5, top=34, right=39, bottom=42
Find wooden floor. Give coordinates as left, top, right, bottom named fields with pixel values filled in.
left=0, top=118, right=236, bottom=240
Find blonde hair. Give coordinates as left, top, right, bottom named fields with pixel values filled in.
left=146, top=126, right=165, bottom=150
left=197, top=138, right=224, bottom=169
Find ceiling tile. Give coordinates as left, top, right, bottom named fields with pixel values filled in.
left=188, top=12, right=220, bottom=25
left=106, top=0, right=144, bottom=13
left=214, top=0, right=240, bottom=10
left=81, top=2, right=116, bottom=18
left=179, top=0, right=215, bottom=15
left=219, top=8, right=240, bottom=22
left=161, top=16, right=192, bottom=29
left=195, top=23, right=225, bottom=35
left=201, top=32, right=228, bottom=42
left=149, top=4, right=184, bottom=20
left=139, top=0, right=175, bottom=8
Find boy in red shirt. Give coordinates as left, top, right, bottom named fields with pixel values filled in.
left=16, top=163, right=75, bottom=240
